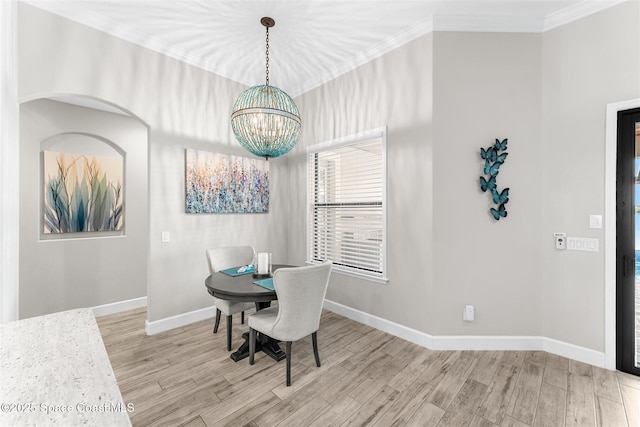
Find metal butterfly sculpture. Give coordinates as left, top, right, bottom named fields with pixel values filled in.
left=479, top=138, right=509, bottom=220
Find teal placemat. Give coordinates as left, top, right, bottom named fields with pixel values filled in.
left=220, top=265, right=255, bottom=276
left=253, top=278, right=274, bottom=291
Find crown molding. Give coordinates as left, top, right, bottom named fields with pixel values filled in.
left=432, top=1, right=627, bottom=34
left=543, top=0, right=627, bottom=31
left=22, top=0, right=630, bottom=98
left=293, top=17, right=434, bottom=97
left=287, top=1, right=629, bottom=96
left=433, top=14, right=545, bottom=33
left=21, top=0, right=232, bottom=81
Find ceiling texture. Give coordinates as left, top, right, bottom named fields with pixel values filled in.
left=25, top=0, right=625, bottom=98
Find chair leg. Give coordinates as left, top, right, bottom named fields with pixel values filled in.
left=312, top=332, right=321, bottom=367
left=241, top=311, right=245, bottom=324
left=286, top=341, right=292, bottom=386
left=226, top=315, right=233, bottom=351
left=213, top=308, right=221, bottom=334
left=249, top=328, right=256, bottom=365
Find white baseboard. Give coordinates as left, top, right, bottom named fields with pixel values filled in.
left=145, top=305, right=217, bottom=336
left=323, top=299, right=606, bottom=369
left=542, top=336, right=605, bottom=368
left=91, top=296, right=147, bottom=317
left=135, top=297, right=606, bottom=368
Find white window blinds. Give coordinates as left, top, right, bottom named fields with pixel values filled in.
left=308, top=128, right=387, bottom=281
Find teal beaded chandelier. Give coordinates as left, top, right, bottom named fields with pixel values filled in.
left=231, top=17, right=301, bottom=160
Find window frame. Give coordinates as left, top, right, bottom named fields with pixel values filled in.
left=306, top=126, right=388, bottom=284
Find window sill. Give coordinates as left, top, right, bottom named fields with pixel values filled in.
left=306, top=261, right=389, bottom=285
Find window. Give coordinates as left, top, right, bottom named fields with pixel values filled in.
left=307, top=127, right=387, bottom=283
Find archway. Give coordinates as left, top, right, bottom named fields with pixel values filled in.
left=18, top=95, right=149, bottom=319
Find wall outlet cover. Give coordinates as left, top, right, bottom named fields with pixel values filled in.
left=463, top=305, right=475, bottom=321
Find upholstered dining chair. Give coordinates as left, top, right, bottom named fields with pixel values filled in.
left=248, top=261, right=332, bottom=386
left=206, top=246, right=256, bottom=351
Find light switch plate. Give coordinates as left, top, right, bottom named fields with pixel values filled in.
left=567, top=237, right=599, bottom=252
left=589, top=215, right=603, bottom=229
left=161, top=231, right=170, bottom=243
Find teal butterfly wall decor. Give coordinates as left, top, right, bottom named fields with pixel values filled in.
left=480, top=138, right=510, bottom=221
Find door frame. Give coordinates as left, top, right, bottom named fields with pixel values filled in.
left=605, top=98, right=640, bottom=370
left=1, top=0, right=19, bottom=324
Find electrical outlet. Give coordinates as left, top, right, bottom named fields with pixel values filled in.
left=463, top=305, right=474, bottom=322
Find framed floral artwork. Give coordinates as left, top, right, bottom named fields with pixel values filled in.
left=185, top=149, right=269, bottom=213
left=43, top=150, right=124, bottom=233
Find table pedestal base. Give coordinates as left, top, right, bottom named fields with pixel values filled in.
left=230, top=331, right=286, bottom=362
left=230, top=300, right=285, bottom=363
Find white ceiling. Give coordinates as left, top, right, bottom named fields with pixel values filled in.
left=25, top=0, right=625, bottom=97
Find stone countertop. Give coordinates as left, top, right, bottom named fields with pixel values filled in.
left=0, top=308, right=131, bottom=426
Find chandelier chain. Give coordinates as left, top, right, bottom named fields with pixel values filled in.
left=265, top=26, right=270, bottom=86
left=231, top=16, right=301, bottom=160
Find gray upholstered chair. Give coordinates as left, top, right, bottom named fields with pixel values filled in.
left=248, top=261, right=332, bottom=386
left=205, top=246, right=256, bottom=351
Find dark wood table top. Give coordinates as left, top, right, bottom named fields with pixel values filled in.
left=205, top=264, right=294, bottom=303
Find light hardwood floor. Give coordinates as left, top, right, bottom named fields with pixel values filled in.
left=96, top=307, right=640, bottom=427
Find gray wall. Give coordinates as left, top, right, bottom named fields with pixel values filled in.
left=16, top=1, right=640, bottom=356
left=291, top=31, right=543, bottom=336
left=431, top=32, right=543, bottom=336
left=290, top=34, right=435, bottom=331
left=19, top=99, right=148, bottom=319
left=541, top=3, right=640, bottom=349
left=291, top=1, right=639, bottom=353
left=147, top=130, right=289, bottom=321
left=18, top=3, right=290, bottom=322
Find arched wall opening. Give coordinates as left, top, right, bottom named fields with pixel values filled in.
left=18, top=95, right=149, bottom=319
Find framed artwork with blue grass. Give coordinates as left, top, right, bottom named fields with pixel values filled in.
left=479, top=138, right=510, bottom=221
left=43, top=150, right=124, bottom=234
left=185, top=149, right=269, bottom=213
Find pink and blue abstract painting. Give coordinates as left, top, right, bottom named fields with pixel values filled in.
left=185, top=149, right=269, bottom=213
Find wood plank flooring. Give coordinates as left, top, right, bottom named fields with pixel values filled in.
left=96, top=308, right=640, bottom=427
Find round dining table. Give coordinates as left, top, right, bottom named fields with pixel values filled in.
left=205, top=264, right=293, bottom=362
